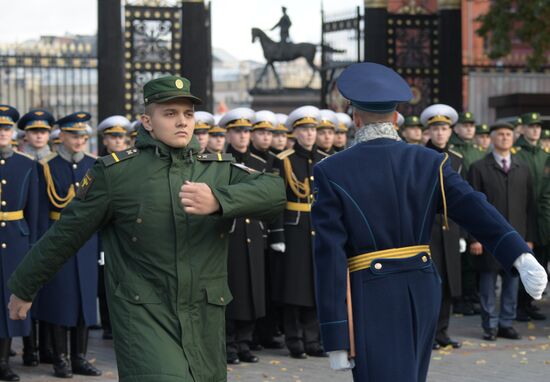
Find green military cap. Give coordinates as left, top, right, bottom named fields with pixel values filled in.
left=458, top=111, right=475, bottom=124
left=476, top=123, right=490, bottom=135
left=143, top=75, right=202, bottom=106
left=403, top=115, right=422, bottom=128
left=514, top=116, right=523, bottom=126
left=520, top=112, right=541, bottom=126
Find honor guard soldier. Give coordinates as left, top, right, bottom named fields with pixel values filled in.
left=422, top=104, right=464, bottom=350
left=205, top=122, right=226, bottom=154
left=401, top=115, right=423, bottom=145
left=273, top=105, right=329, bottom=359
left=193, top=111, right=214, bottom=154
left=0, top=105, right=39, bottom=381
left=270, top=114, right=289, bottom=155
left=316, top=109, right=338, bottom=156
left=97, top=115, right=131, bottom=154
left=34, top=112, right=101, bottom=378
left=7, top=75, right=286, bottom=382
left=219, top=108, right=271, bottom=364
left=127, top=121, right=141, bottom=147
left=334, top=113, right=352, bottom=152
left=513, top=112, right=549, bottom=321
left=448, top=111, right=485, bottom=176
left=311, top=62, right=547, bottom=382
left=19, top=109, right=55, bottom=161
left=475, top=123, right=491, bottom=152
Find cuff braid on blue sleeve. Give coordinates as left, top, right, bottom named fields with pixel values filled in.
left=320, top=321, right=351, bottom=352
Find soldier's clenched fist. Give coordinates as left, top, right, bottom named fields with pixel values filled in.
left=179, top=181, right=220, bottom=215
left=8, top=294, right=32, bottom=321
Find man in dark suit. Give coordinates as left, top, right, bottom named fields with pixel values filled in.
left=468, top=122, right=535, bottom=341
left=422, top=104, right=464, bottom=349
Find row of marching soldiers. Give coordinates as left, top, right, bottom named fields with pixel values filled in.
left=0, top=105, right=145, bottom=380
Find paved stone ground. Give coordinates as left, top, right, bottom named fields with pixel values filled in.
left=9, top=291, right=550, bottom=381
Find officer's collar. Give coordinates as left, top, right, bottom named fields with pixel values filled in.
left=23, top=144, right=51, bottom=161
left=135, top=125, right=201, bottom=160
left=0, top=145, right=13, bottom=159
left=354, top=122, right=401, bottom=145
left=57, top=144, right=85, bottom=163
left=249, top=143, right=268, bottom=159
left=226, top=144, right=249, bottom=163
left=294, top=142, right=315, bottom=158
left=425, top=139, right=448, bottom=153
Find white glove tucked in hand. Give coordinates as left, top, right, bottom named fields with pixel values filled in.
left=270, top=243, right=286, bottom=253
left=328, top=350, right=355, bottom=371
left=459, top=238, right=467, bottom=253
left=514, top=253, right=548, bottom=300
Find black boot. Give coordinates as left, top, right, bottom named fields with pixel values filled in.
left=39, top=321, right=55, bottom=364
left=0, top=338, right=20, bottom=381
left=52, top=325, right=72, bottom=378
left=22, top=321, right=39, bottom=366
left=70, top=325, right=101, bottom=376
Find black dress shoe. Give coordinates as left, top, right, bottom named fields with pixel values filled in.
left=238, top=351, right=259, bottom=363
left=306, top=348, right=328, bottom=357
left=227, top=353, right=240, bottom=365
left=0, top=366, right=20, bottom=381
left=71, top=358, right=102, bottom=376
left=497, top=326, right=521, bottom=340
left=436, top=338, right=462, bottom=349
left=483, top=329, right=497, bottom=341
left=526, top=306, right=547, bottom=321
left=432, top=342, right=441, bottom=350
left=53, top=357, right=73, bottom=378
left=22, top=351, right=39, bottom=367
left=289, top=351, right=307, bottom=359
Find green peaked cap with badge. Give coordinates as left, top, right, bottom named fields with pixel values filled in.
left=520, top=112, right=541, bottom=126
left=458, top=111, right=475, bottom=124
left=476, top=123, right=490, bottom=135
left=143, top=75, right=202, bottom=106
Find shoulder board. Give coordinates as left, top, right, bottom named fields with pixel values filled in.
left=231, top=162, right=257, bottom=174
left=196, top=153, right=234, bottom=162
left=448, top=148, right=463, bottom=158
left=250, top=153, right=267, bottom=163
left=13, top=149, right=35, bottom=160
left=276, top=149, right=294, bottom=160
left=511, top=147, right=521, bottom=155
left=39, top=152, right=58, bottom=165
left=100, top=148, right=140, bottom=167
left=317, top=149, right=330, bottom=157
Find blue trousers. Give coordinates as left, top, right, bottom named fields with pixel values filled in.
left=479, top=270, right=519, bottom=330
left=350, top=254, right=441, bottom=382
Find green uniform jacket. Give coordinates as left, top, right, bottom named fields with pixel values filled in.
left=513, top=136, right=550, bottom=245
left=538, top=156, right=550, bottom=245
left=448, top=132, right=485, bottom=177
left=8, top=129, right=286, bottom=382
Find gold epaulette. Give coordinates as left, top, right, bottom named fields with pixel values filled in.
left=276, top=149, right=294, bottom=160
left=196, top=152, right=234, bottom=162
left=99, top=148, right=139, bottom=167
left=39, top=152, right=58, bottom=165
left=13, top=150, right=35, bottom=160
left=448, top=148, right=463, bottom=158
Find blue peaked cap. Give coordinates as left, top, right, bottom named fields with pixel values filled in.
left=337, top=62, right=413, bottom=114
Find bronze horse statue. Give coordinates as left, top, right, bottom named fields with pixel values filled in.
left=251, top=28, right=344, bottom=88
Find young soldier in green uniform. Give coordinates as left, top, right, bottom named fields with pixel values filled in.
left=7, top=75, right=286, bottom=382
left=474, top=123, right=491, bottom=152
left=513, top=112, right=549, bottom=321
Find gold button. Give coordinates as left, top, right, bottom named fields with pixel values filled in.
left=311, top=230, right=316, bottom=236
left=422, top=256, right=428, bottom=263
left=308, top=159, right=313, bottom=164
left=374, top=263, right=382, bottom=270
left=247, top=238, right=251, bottom=243
left=0, top=222, right=5, bottom=228
left=220, top=297, right=225, bottom=303
left=310, top=176, right=314, bottom=181
left=136, top=218, right=143, bottom=224
left=1, top=201, right=6, bottom=206
left=1, top=180, right=6, bottom=185
left=1, top=243, right=6, bottom=249
left=72, top=164, right=78, bottom=169
left=245, top=218, right=251, bottom=224
left=75, top=182, right=80, bottom=187
left=0, top=160, right=4, bottom=165
left=131, top=237, right=138, bottom=242
left=134, top=295, right=140, bottom=301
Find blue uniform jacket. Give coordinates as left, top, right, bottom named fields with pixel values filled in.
left=312, top=139, right=530, bottom=352
left=0, top=151, right=38, bottom=338
left=34, top=153, right=98, bottom=327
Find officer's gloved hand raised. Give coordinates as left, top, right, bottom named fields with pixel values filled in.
left=328, top=351, right=355, bottom=371
left=7, top=294, right=32, bottom=321
left=179, top=181, right=220, bottom=215
left=514, top=253, right=548, bottom=300
left=270, top=243, right=285, bottom=253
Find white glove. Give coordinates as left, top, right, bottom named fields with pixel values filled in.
left=459, top=238, right=467, bottom=253
left=328, top=350, right=355, bottom=371
left=270, top=243, right=286, bottom=253
left=514, top=253, right=548, bottom=300
left=98, top=251, right=105, bottom=266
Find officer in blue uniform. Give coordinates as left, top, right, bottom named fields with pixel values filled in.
left=311, top=62, right=548, bottom=382
left=0, top=105, right=39, bottom=381
left=35, top=112, right=101, bottom=378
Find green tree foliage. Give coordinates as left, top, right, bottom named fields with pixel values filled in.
left=476, top=0, right=550, bottom=70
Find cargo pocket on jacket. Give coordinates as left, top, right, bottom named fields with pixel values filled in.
left=114, top=282, right=162, bottom=305
left=203, top=284, right=233, bottom=364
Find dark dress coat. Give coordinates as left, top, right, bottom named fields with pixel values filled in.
left=468, top=153, right=535, bottom=272
left=426, top=141, right=463, bottom=297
